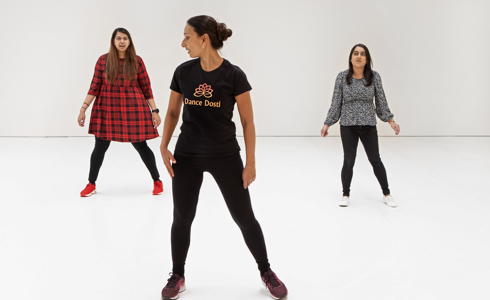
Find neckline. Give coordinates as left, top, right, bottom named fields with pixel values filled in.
left=199, top=58, right=225, bottom=73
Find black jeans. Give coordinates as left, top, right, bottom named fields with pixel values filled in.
left=340, top=125, right=390, bottom=196
left=171, top=153, right=270, bottom=276
left=88, top=137, right=160, bottom=183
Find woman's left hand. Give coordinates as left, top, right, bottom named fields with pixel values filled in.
left=390, top=121, right=400, bottom=135
left=242, top=164, right=256, bottom=189
left=152, top=113, right=161, bottom=128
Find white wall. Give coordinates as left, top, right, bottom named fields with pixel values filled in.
left=0, top=0, right=489, bottom=137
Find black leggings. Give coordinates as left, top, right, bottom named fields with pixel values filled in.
left=88, top=137, right=160, bottom=183
left=340, top=125, right=390, bottom=196
left=171, top=154, right=270, bottom=276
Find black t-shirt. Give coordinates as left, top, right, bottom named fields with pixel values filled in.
left=170, top=58, right=252, bottom=157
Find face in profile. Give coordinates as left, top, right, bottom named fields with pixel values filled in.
left=181, top=24, right=204, bottom=58
left=350, top=46, right=367, bottom=69
left=114, top=32, right=130, bottom=52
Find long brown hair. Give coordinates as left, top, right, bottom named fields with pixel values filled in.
left=105, top=28, right=138, bottom=84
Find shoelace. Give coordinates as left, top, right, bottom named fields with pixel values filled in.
left=165, top=273, right=181, bottom=289
left=264, top=271, right=281, bottom=288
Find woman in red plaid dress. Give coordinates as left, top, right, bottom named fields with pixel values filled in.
left=77, top=28, right=163, bottom=197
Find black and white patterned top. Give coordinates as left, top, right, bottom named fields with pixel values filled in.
left=324, top=70, right=394, bottom=126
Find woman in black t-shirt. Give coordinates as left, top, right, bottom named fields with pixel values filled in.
left=159, top=16, right=288, bottom=300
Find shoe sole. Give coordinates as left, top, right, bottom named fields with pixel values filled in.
left=384, top=201, right=397, bottom=208
left=81, top=190, right=96, bottom=197
left=339, top=204, right=348, bottom=207
left=262, top=281, right=288, bottom=300
left=153, top=191, right=164, bottom=195
left=162, top=284, right=186, bottom=300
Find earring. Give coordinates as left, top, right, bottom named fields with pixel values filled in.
left=201, top=45, right=204, bottom=48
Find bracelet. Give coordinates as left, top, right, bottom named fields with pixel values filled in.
left=388, top=119, right=395, bottom=123
left=83, top=102, right=90, bottom=107
left=81, top=107, right=87, bottom=110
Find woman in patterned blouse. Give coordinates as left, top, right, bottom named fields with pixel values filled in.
left=77, top=28, right=163, bottom=197
left=321, top=44, right=400, bottom=208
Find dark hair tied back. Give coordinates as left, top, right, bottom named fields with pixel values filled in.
left=187, top=15, right=232, bottom=50
left=216, top=22, right=232, bottom=42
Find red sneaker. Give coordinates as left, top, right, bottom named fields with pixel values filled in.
left=161, top=273, right=186, bottom=300
left=153, top=180, right=164, bottom=195
left=261, top=269, right=288, bottom=299
left=80, top=183, right=96, bottom=197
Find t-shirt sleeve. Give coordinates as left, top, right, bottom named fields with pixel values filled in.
left=170, top=67, right=182, bottom=94
left=233, top=67, right=252, bottom=97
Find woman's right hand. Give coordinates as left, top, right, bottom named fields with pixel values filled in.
left=161, top=148, right=177, bottom=178
left=78, top=109, right=86, bottom=127
left=320, top=124, right=329, bottom=137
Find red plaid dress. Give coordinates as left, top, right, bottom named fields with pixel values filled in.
left=87, top=54, right=159, bottom=142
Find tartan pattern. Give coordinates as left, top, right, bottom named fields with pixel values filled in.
left=87, top=54, right=159, bottom=142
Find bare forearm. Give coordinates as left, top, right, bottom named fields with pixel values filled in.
left=146, top=98, right=157, bottom=111
left=80, top=94, right=96, bottom=111
left=160, top=113, right=180, bottom=149
left=242, top=122, right=256, bottom=166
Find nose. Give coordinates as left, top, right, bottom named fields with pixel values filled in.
left=181, top=40, right=185, bottom=48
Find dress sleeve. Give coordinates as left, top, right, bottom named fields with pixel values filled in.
left=373, top=72, right=394, bottom=122
left=233, top=67, right=252, bottom=97
left=137, top=57, right=154, bottom=100
left=88, top=56, right=104, bottom=96
left=324, top=72, right=344, bottom=126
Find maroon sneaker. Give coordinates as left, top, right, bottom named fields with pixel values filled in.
left=80, top=183, right=96, bottom=197
left=153, top=180, right=164, bottom=195
left=161, top=273, right=186, bottom=300
left=261, top=269, right=288, bottom=299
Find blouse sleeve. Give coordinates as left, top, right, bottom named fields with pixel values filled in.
left=88, top=56, right=104, bottom=96
left=137, top=57, right=154, bottom=100
left=373, top=71, right=394, bottom=122
left=324, top=72, right=344, bottom=126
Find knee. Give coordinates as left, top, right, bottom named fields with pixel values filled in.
left=343, top=157, right=356, bottom=168
left=172, top=217, right=194, bottom=230
left=233, top=215, right=259, bottom=231
left=173, top=212, right=196, bottom=229
left=368, top=155, right=382, bottom=166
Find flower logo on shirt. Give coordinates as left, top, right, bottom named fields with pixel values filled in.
left=193, top=83, right=213, bottom=98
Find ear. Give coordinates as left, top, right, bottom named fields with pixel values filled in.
left=202, top=33, right=209, bottom=44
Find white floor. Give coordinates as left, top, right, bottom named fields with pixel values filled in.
left=0, top=137, right=489, bottom=300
